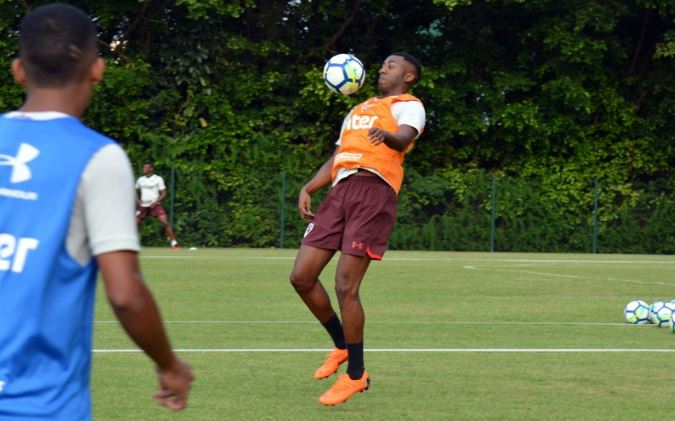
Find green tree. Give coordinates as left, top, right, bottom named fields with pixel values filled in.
left=0, top=0, right=672, bottom=252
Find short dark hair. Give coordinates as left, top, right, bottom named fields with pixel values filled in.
left=19, top=3, right=98, bottom=88
left=143, top=161, right=154, bottom=166
left=391, top=52, right=422, bottom=84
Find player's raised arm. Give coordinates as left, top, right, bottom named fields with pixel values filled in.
left=97, top=251, right=194, bottom=411
left=298, top=149, right=338, bottom=221
left=367, top=124, right=418, bottom=151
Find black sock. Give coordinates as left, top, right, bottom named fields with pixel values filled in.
left=346, top=342, right=364, bottom=380
left=322, top=314, right=346, bottom=349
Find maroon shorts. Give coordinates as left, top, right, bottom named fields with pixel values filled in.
left=302, top=175, right=397, bottom=260
left=136, top=204, right=166, bottom=222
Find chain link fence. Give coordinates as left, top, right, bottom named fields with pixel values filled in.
left=139, top=169, right=674, bottom=254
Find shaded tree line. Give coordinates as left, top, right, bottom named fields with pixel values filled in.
left=0, top=0, right=673, bottom=252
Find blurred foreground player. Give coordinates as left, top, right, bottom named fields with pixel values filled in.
left=0, top=3, right=193, bottom=419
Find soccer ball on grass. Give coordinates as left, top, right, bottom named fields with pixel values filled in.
left=323, top=54, right=366, bottom=96
left=623, top=300, right=649, bottom=324
left=649, top=301, right=675, bottom=327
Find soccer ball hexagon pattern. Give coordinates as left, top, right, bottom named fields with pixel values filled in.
left=648, top=301, right=675, bottom=327
left=323, top=54, right=366, bottom=96
left=624, top=300, right=650, bottom=324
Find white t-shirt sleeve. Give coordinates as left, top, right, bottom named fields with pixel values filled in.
left=336, top=115, right=349, bottom=146
left=85, top=144, right=140, bottom=255
left=157, top=175, right=166, bottom=191
left=66, top=144, right=140, bottom=264
left=392, top=101, right=426, bottom=138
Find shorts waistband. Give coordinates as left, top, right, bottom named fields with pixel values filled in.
left=342, top=173, right=388, bottom=184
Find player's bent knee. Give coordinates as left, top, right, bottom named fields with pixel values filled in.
left=289, top=272, right=314, bottom=293
left=334, top=280, right=359, bottom=301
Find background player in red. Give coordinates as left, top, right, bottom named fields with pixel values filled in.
left=135, top=161, right=180, bottom=249
left=290, top=52, right=426, bottom=405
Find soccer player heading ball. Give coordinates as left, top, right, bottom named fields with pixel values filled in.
left=0, top=3, right=193, bottom=419
left=290, top=52, right=426, bottom=405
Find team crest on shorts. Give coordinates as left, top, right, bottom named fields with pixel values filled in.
left=304, top=223, right=314, bottom=238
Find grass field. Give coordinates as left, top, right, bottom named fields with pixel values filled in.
left=92, top=248, right=675, bottom=420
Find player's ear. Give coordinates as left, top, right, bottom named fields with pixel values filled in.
left=403, top=71, right=416, bottom=84
left=89, top=57, right=105, bottom=85
left=11, top=59, right=27, bottom=86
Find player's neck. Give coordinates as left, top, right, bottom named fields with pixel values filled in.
left=378, top=87, right=408, bottom=98
left=20, top=86, right=90, bottom=119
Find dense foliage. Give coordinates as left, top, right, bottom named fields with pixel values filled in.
left=1, top=0, right=673, bottom=252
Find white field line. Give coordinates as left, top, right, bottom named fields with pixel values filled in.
left=141, top=255, right=675, bottom=265
left=93, top=348, right=675, bottom=353
left=462, top=264, right=674, bottom=286
left=94, top=320, right=645, bottom=327
left=501, top=269, right=664, bottom=284
left=500, top=269, right=673, bottom=286
left=467, top=259, right=675, bottom=265
left=495, top=269, right=583, bottom=280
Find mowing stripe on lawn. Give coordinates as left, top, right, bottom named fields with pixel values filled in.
left=93, top=348, right=675, bottom=353
left=141, top=255, right=675, bottom=265
left=94, top=320, right=646, bottom=327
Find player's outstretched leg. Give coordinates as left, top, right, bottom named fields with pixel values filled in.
left=290, top=246, right=349, bottom=378
left=156, top=212, right=179, bottom=249
left=319, top=253, right=371, bottom=405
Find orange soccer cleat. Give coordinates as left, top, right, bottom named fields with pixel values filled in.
left=319, top=371, right=369, bottom=406
left=314, top=348, right=349, bottom=380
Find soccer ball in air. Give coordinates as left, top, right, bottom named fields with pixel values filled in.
left=649, top=301, right=675, bottom=327
left=323, top=54, right=366, bottom=96
left=623, top=300, right=649, bottom=324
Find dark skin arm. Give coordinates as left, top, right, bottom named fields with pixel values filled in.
left=151, top=189, right=167, bottom=208
left=367, top=124, right=418, bottom=152
left=299, top=123, right=417, bottom=219
left=298, top=149, right=338, bottom=221
left=97, top=250, right=194, bottom=411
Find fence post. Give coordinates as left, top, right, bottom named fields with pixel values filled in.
left=592, top=179, right=599, bottom=253
left=279, top=170, right=287, bottom=248
left=490, top=175, right=496, bottom=252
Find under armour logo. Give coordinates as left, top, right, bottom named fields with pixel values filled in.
left=0, top=143, right=40, bottom=183
left=304, top=223, right=315, bottom=238
left=351, top=241, right=364, bottom=250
